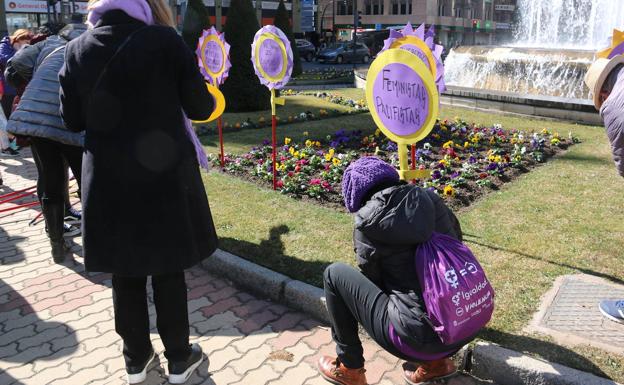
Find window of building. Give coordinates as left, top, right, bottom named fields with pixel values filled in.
left=337, top=0, right=353, bottom=15
left=392, top=0, right=411, bottom=15
left=365, top=0, right=384, bottom=14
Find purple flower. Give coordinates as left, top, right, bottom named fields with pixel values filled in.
left=486, top=163, right=498, bottom=171
left=469, top=156, right=477, bottom=164
left=451, top=172, right=460, bottom=179
left=262, top=139, right=270, bottom=146
left=431, top=170, right=442, bottom=180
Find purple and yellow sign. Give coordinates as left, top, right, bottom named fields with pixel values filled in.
left=366, top=49, right=438, bottom=145
left=251, top=25, right=293, bottom=90
left=598, top=29, right=624, bottom=59
left=197, top=27, right=231, bottom=86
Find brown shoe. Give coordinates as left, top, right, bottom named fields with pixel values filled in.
left=402, top=358, right=457, bottom=384
left=318, top=356, right=367, bottom=385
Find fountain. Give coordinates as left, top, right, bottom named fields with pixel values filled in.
left=444, top=0, right=624, bottom=101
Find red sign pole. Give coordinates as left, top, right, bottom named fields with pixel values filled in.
left=410, top=144, right=416, bottom=169
left=217, top=116, right=225, bottom=168
left=272, top=114, right=278, bottom=190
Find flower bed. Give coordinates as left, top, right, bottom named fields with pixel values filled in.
left=290, top=68, right=354, bottom=82
left=210, top=118, right=579, bottom=210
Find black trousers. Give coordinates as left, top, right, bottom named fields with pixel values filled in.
left=112, top=273, right=192, bottom=366
left=1, top=94, right=15, bottom=119
left=30, top=137, right=82, bottom=206
left=323, top=262, right=414, bottom=369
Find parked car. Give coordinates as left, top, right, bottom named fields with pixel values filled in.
left=296, top=39, right=316, bottom=62
left=317, top=42, right=371, bottom=64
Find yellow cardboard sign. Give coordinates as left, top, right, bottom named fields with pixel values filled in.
left=192, top=83, right=226, bottom=123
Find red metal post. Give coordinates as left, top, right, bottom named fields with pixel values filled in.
left=272, top=115, right=278, bottom=190
left=411, top=144, right=416, bottom=169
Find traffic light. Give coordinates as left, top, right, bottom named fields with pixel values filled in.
left=357, top=11, right=363, bottom=27
left=472, top=19, right=480, bottom=31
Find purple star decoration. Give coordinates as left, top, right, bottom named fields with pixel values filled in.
left=382, top=23, right=446, bottom=94
left=251, top=25, right=294, bottom=90
left=196, top=27, right=231, bottom=86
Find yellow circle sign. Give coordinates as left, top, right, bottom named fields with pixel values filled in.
left=365, top=48, right=439, bottom=145
left=254, top=32, right=289, bottom=83
left=199, top=34, right=228, bottom=83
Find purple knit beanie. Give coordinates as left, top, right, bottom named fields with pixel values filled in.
left=342, top=156, right=399, bottom=213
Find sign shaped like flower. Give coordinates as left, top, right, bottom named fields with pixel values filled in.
left=382, top=23, right=446, bottom=94
left=598, top=29, right=624, bottom=59
left=197, top=26, right=231, bottom=86
left=251, top=25, right=293, bottom=90
left=365, top=49, right=439, bottom=180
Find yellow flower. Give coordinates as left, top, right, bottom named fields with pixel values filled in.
left=325, top=154, right=332, bottom=161
left=489, top=137, right=496, bottom=145
left=305, top=139, right=313, bottom=147
left=275, top=162, right=280, bottom=171
left=443, top=140, right=454, bottom=149
left=303, top=131, right=309, bottom=137
left=471, top=136, right=479, bottom=143
left=285, top=137, right=292, bottom=145
left=315, top=141, right=321, bottom=147
left=329, top=148, right=335, bottom=157
left=293, top=151, right=300, bottom=158
left=332, top=158, right=341, bottom=166
left=439, top=159, right=449, bottom=167
left=443, top=185, right=455, bottom=197
left=375, top=129, right=381, bottom=137
left=289, top=147, right=295, bottom=155
left=464, top=141, right=470, bottom=148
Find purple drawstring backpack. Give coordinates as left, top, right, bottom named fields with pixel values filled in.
left=415, top=232, right=495, bottom=345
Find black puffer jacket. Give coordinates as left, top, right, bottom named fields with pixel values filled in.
left=5, top=24, right=87, bottom=146
left=354, top=184, right=467, bottom=353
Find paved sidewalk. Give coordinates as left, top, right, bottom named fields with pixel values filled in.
left=0, top=151, right=490, bottom=385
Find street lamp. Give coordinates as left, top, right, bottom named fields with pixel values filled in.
left=320, top=0, right=346, bottom=40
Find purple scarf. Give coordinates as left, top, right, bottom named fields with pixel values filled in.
left=88, top=0, right=210, bottom=170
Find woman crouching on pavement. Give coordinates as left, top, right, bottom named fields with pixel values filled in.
left=318, top=157, right=480, bottom=385
left=59, top=0, right=218, bottom=383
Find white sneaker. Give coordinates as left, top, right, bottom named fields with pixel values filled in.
left=168, top=344, right=204, bottom=384
left=127, top=350, right=156, bottom=384
left=599, top=300, right=624, bottom=324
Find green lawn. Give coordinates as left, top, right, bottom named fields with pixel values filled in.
left=196, top=94, right=359, bottom=133
left=201, top=92, right=624, bottom=381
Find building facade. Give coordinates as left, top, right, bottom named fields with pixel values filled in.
left=318, top=0, right=506, bottom=46
left=2, top=0, right=88, bottom=35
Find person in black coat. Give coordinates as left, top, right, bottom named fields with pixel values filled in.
left=58, top=1, right=217, bottom=383
left=318, top=157, right=475, bottom=385
left=6, top=22, right=87, bottom=263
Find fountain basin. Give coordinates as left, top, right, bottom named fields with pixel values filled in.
left=444, top=46, right=596, bottom=100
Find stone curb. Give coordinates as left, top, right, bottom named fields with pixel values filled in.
left=202, top=249, right=620, bottom=385
left=202, top=249, right=329, bottom=322
left=469, top=342, right=622, bottom=385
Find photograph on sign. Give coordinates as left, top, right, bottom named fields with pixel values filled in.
left=251, top=25, right=293, bottom=90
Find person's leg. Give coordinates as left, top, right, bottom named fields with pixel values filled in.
left=59, top=144, right=83, bottom=219
left=30, top=138, right=69, bottom=262
left=151, top=272, right=191, bottom=361
left=1, top=95, right=15, bottom=121
left=112, top=275, right=153, bottom=367
left=323, top=262, right=399, bottom=368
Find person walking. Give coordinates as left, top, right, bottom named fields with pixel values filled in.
left=585, top=55, right=624, bottom=324
left=0, top=28, right=31, bottom=156
left=5, top=21, right=87, bottom=263
left=59, top=0, right=218, bottom=383
left=318, top=157, right=480, bottom=385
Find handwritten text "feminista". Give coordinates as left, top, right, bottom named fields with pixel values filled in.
left=375, top=68, right=428, bottom=126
